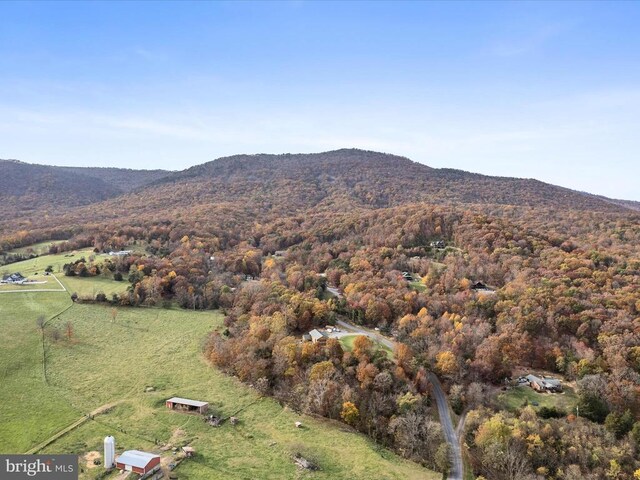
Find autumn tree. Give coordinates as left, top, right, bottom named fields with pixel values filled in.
left=340, top=401, right=359, bottom=426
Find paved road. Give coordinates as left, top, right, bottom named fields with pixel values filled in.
left=334, top=319, right=394, bottom=349
left=332, top=319, right=464, bottom=479
left=428, top=373, right=463, bottom=480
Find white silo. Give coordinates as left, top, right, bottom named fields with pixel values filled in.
left=104, top=436, right=115, bottom=469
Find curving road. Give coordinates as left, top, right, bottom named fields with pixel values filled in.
left=331, top=319, right=464, bottom=479
left=334, top=319, right=394, bottom=349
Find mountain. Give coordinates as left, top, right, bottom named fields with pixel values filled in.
left=58, top=166, right=170, bottom=193
left=0, top=160, right=170, bottom=221
left=151, top=149, right=629, bottom=213
left=0, top=149, right=635, bottom=229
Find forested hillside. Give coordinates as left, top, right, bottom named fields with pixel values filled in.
left=1, top=149, right=638, bottom=479
left=58, top=166, right=170, bottom=193
left=0, top=160, right=169, bottom=221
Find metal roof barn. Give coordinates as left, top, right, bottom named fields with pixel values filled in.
left=165, top=397, right=209, bottom=414
left=115, top=450, right=160, bottom=475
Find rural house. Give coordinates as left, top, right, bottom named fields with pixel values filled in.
left=165, top=397, right=209, bottom=414
left=1, top=272, right=26, bottom=284
left=526, top=374, right=563, bottom=392
left=115, top=450, right=160, bottom=476
left=309, top=329, right=328, bottom=345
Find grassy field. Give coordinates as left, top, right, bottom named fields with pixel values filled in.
left=0, top=294, right=439, bottom=480
left=496, top=385, right=578, bottom=414
left=0, top=249, right=129, bottom=297
left=0, top=292, right=77, bottom=452
left=0, top=272, right=65, bottom=292
left=339, top=334, right=393, bottom=360
left=5, top=240, right=69, bottom=256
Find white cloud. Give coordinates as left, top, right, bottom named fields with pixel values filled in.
left=485, top=22, right=574, bottom=58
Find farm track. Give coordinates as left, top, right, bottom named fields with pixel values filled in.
left=25, top=401, right=121, bottom=454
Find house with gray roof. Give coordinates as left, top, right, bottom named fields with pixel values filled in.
left=309, top=329, right=328, bottom=345
left=526, top=374, right=563, bottom=392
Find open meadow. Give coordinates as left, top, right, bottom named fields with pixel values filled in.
left=0, top=249, right=129, bottom=297
left=0, top=269, right=438, bottom=479
left=5, top=239, right=69, bottom=256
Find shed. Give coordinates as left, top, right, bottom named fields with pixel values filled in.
left=115, top=450, right=160, bottom=475
left=166, top=397, right=209, bottom=414
left=181, top=446, right=195, bottom=457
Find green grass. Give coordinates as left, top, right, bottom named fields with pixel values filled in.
left=0, top=272, right=64, bottom=292
left=408, top=281, right=426, bottom=292
left=496, top=385, right=578, bottom=414
left=339, top=335, right=394, bottom=360
left=0, top=292, right=77, bottom=453
left=0, top=249, right=129, bottom=298
left=5, top=240, right=69, bottom=256
left=0, top=296, right=438, bottom=480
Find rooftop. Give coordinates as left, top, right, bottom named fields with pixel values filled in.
left=116, top=450, right=159, bottom=468
left=309, top=329, right=327, bottom=340
left=166, top=397, right=209, bottom=408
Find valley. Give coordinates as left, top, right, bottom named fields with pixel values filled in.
left=0, top=268, right=438, bottom=479
left=1, top=150, right=639, bottom=480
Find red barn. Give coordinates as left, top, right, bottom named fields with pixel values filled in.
left=115, top=450, right=160, bottom=475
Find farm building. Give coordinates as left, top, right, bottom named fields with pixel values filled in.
left=309, top=329, right=328, bottom=345
left=165, top=397, right=209, bottom=414
left=115, top=450, right=160, bottom=476
left=108, top=250, right=132, bottom=256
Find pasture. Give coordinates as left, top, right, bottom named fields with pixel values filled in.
left=5, top=240, right=69, bottom=256
left=0, top=295, right=438, bottom=479
left=0, top=249, right=129, bottom=297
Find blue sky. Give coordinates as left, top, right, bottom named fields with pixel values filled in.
left=1, top=1, right=639, bottom=200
